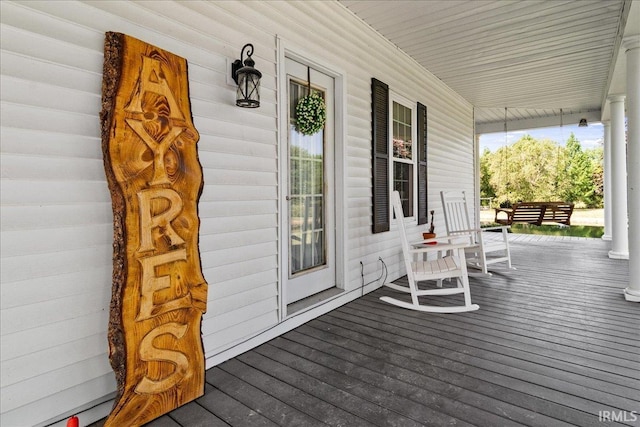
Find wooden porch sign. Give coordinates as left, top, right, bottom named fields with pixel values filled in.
left=100, top=32, right=208, bottom=426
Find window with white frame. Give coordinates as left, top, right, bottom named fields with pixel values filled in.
left=371, top=78, right=428, bottom=234
left=391, top=96, right=416, bottom=217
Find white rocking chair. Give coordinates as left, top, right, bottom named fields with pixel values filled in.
left=380, top=191, right=479, bottom=313
left=440, top=190, right=514, bottom=276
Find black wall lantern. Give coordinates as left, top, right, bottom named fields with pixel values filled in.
left=231, top=43, right=262, bottom=108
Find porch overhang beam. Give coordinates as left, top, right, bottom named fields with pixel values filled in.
left=475, top=109, right=601, bottom=134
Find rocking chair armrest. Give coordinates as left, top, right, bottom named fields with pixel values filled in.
left=409, top=241, right=470, bottom=254
left=444, top=230, right=480, bottom=244
left=410, top=233, right=470, bottom=246
left=449, top=228, right=482, bottom=235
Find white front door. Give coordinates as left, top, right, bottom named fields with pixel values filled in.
left=284, top=57, right=335, bottom=304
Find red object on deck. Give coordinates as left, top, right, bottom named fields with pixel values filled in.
left=67, top=416, right=79, bottom=427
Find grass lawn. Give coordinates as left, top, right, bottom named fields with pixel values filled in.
left=508, top=223, right=604, bottom=238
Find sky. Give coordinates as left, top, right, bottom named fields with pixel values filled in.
left=479, top=122, right=604, bottom=152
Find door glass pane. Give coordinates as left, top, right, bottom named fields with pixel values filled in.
left=289, top=80, right=326, bottom=275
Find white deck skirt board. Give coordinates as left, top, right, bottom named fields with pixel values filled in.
left=0, top=1, right=474, bottom=425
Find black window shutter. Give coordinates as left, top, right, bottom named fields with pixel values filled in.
left=372, top=78, right=389, bottom=233
left=417, top=102, right=428, bottom=225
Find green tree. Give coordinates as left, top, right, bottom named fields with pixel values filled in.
left=585, top=146, right=604, bottom=208
left=480, top=147, right=496, bottom=201
left=480, top=132, right=604, bottom=209
left=487, top=134, right=564, bottom=206
left=562, top=133, right=596, bottom=206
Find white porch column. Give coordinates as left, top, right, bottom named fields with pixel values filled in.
left=602, top=121, right=612, bottom=241
left=623, top=37, right=640, bottom=302
left=608, top=95, right=628, bottom=260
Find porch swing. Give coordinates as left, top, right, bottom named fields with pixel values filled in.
left=493, top=108, right=575, bottom=226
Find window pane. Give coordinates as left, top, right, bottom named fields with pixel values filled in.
left=391, top=99, right=414, bottom=217
left=393, top=102, right=412, bottom=160
left=394, top=162, right=413, bottom=217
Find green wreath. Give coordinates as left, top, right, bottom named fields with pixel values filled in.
left=295, top=92, right=326, bottom=135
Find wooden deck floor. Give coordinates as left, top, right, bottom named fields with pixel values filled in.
left=94, top=236, right=639, bottom=426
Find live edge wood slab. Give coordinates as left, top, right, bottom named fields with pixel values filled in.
left=100, top=32, right=208, bottom=427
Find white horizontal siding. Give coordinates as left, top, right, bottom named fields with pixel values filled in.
left=1, top=246, right=111, bottom=285
left=2, top=102, right=100, bottom=137
left=0, top=127, right=102, bottom=160
left=2, top=354, right=111, bottom=414
left=0, top=203, right=113, bottom=231
left=2, top=373, right=115, bottom=427
left=0, top=284, right=109, bottom=335
left=206, top=270, right=277, bottom=302
left=0, top=180, right=110, bottom=204
left=2, top=332, right=107, bottom=389
left=203, top=310, right=278, bottom=359
left=202, top=255, right=277, bottom=286
left=207, top=286, right=277, bottom=321
left=0, top=267, right=109, bottom=311
left=1, top=311, right=109, bottom=361
left=1, top=76, right=100, bottom=116
left=1, top=154, right=105, bottom=183
left=0, top=0, right=475, bottom=425
left=0, top=50, right=101, bottom=94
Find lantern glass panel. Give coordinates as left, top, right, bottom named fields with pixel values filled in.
left=236, top=72, right=260, bottom=108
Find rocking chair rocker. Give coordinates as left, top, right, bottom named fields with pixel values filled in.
left=440, top=190, right=514, bottom=276
left=380, top=191, right=479, bottom=313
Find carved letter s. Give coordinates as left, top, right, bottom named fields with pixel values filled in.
left=135, top=322, right=189, bottom=394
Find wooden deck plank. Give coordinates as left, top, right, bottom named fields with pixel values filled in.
left=468, top=284, right=639, bottom=323
left=196, top=387, right=278, bottom=427
left=312, top=312, right=632, bottom=426
left=166, top=402, right=228, bottom=427
left=352, top=298, right=640, bottom=386
left=235, top=350, right=455, bottom=427
left=88, top=236, right=637, bottom=427
left=430, top=298, right=640, bottom=356
left=454, top=291, right=640, bottom=345
left=318, top=308, right=637, bottom=423
left=464, top=291, right=640, bottom=340
left=217, top=358, right=368, bottom=426
left=392, top=297, right=640, bottom=390
left=289, top=324, right=588, bottom=427
left=269, top=333, right=550, bottom=427
left=143, top=416, right=182, bottom=427
left=256, top=339, right=481, bottom=426
left=207, top=366, right=326, bottom=427
left=356, top=293, right=639, bottom=367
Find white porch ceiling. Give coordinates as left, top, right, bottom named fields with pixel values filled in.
left=339, top=0, right=635, bottom=132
